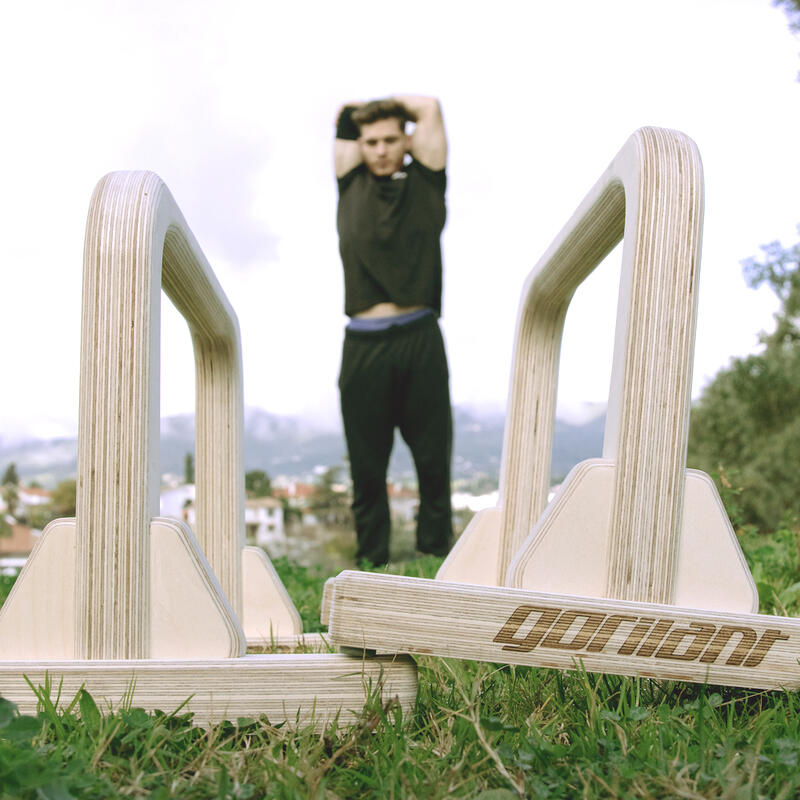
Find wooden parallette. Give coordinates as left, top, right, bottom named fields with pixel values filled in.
left=325, top=128, right=792, bottom=690
left=0, top=171, right=416, bottom=725
left=438, top=127, right=754, bottom=610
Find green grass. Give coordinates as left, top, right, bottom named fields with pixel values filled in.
left=2, top=530, right=800, bottom=798
left=0, top=575, right=15, bottom=609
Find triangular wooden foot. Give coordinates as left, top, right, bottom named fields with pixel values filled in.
left=437, top=463, right=757, bottom=614
left=241, top=545, right=304, bottom=646
left=0, top=518, right=244, bottom=659
left=508, top=461, right=758, bottom=612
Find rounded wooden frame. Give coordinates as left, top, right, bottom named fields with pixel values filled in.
left=76, top=171, right=245, bottom=658
left=498, top=127, right=704, bottom=602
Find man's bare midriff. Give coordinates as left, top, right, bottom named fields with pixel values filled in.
left=353, top=302, right=426, bottom=319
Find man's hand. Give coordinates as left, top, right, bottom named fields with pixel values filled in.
left=393, top=95, right=447, bottom=171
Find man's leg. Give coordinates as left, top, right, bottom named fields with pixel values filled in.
left=397, top=317, right=453, bottom=557
left=339, top=333, right=395, bottom=566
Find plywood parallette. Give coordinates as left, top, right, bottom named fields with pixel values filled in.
left=0, top=170, right=417, bottom=725
left=436, top=127, right=754, bottom=611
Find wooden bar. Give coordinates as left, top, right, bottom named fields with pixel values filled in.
left=0, top=654, right=417, bottom=729
left=329, top=572, right=800, bottom=690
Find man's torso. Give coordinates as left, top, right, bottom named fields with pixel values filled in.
left=336, top=159, right=446, bottom=317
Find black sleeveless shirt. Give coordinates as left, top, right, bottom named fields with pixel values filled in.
left=336, top=159, right=446, bottom=316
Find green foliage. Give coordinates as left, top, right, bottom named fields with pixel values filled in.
left=244, top=469, right=271, bottom=498
left=1, top=463, right=19, bottom=521
left=270, top=553, right=443, bottom=633
left=742, top=224, right=800, bottom=346
left=0, top=574, right=15, bottom=606
left=49, top=480, right=77, bottom=519
left=689, top=228, right=800, bottom=529
left=25, top=503, right=55, bottom=531
left=270, top=556, right=330, bottom=633
left=309, top=465, right=352, bottom=527
left=278, top=495, right=302, bottom=526
left=0, top=477, right=79, bottom=534
left=184, top=452, right=195, bottom=485
left=0, top=693, right=108, bottom=798
left=0, top=464, right=19, bottom=488
left=688, top=350, right=800, bottom=528
left=309, top=466, right=347, bottom=509
left=739, top=523, right=800, bottom=615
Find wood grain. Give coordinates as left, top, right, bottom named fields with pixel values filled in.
left=0, top=518, right=245, bottom=659
left=0, top=654, right=417, bottom=728
left=500, top=128, right=702, bottom=598
left=329, top=572, right=800, bottom=691
left=77, top=171, right=247, bottom=658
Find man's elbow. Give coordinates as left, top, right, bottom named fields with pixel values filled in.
left=420, top=97, right=443, bottom=120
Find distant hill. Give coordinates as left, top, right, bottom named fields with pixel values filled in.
left=0, top=406, right=605, bottom=487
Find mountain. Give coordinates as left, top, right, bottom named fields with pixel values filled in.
left=1, top=406, right=605, bottom=487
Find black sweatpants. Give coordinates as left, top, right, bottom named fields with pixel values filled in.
left=338, top=313, right=453, bottom=566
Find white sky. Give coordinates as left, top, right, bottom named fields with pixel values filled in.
left=1, top=0, right=799, bottom=438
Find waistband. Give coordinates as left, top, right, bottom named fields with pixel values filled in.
left=347, top=307, right=434, bottom=332
left=344, top=309, right=438, bottom=340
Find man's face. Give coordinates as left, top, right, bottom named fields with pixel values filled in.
left=358, top=118, right=409, bottom=176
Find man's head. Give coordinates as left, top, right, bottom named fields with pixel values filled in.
left=353, top=99, right=413, bottom=177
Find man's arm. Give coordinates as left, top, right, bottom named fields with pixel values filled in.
left=334, top=103, right=363, bottom=178
left=394, top=95, right=447, bottom=171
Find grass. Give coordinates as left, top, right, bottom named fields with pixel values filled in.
left=2, top=528, right=800, bottom=798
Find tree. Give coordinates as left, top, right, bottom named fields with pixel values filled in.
left=184, top=452, right=195, bottom=485
left=688, top=229, right=800, bottom=529
left=50, top=479, right=77, bottom=518
left=309, top=465, right=352, bottom=526
left=0, top=463, right=19, bottom=520
left=775, top=0, right=800, bottom=34
left=742, top=224, right=800, bottom=346
left=27, top=503, right=55, bottom=532
left=245, top=469, right=272, bottom=498
left=1, top=464, right=19, bottom=486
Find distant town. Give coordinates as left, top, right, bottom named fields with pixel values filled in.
left=0, top=405, right=605, bottom=572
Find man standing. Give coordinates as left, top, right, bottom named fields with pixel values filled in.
left=334, top=95, right=453, bottom=567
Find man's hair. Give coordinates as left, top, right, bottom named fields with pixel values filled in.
left=352, top=99, right=413, bottom=132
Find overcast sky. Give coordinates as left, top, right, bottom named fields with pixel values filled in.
left=1, top=0, right=799, bottom=439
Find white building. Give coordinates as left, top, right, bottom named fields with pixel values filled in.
left=244, top=496, right=285, bottom=549
left=162, top=484, right=286, bottom=554
left=159, top=484, right=196, bottom=520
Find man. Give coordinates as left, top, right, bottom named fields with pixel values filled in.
left=334, top=95, right=453, bottom=567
